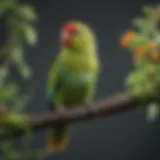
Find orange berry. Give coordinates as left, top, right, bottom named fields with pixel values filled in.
left=120, top=39, right=129, bottom=48
left=126, top=31, right=136, bottom=40
left=148, top=40, right=156, bottom=48
left=136, top=47, right=145, bottom=56
left=120, top=30, right=136, bottom=48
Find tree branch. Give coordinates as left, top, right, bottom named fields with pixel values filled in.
left=0, top=92, right=141, bottom=139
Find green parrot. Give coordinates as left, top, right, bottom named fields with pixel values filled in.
left=46, top=21, right=100, bottom=152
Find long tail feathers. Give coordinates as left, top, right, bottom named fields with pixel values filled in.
left=47, top=134, right=69, bottom=152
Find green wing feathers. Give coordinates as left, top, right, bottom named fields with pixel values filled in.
left=46, top=55, right=70, bottom=152
left=46, top=55, right=63, bottom=94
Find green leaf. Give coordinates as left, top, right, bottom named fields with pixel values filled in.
left=126, top=69, right=149, bottom=86
left=20, top=23, right=38, bottom=45
left=132, top=18, right=145, bottom=27
left=143, top=5, right=155, bottom=16
left=146, top=103, right=160, bottom=122
left=135, top=57, right=150, bottom=69
left=129, top=35, right=148, bottom=48
left=0, top=47, right=7, bottom=56
left=0, top=66, right=9, bottom=84
left=132, top=17, right=155, bottom=33
left=10, top=47, right=32, bottom=79
left=10, top=47, right=23, bottom=62
left=21, top=65, right=32, bottom=79
left=154, top=36, right=160, bottom=44
left=12, top=90, right=32, bottom=113
left=0, top=0, right=17, bottom=17
left=15, top=4, right=38, bottom=22
left=0, top=83, right=19, bottom=102
left=5, top=113, right=29, bottom=129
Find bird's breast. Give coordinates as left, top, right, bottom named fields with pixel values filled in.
left=60, top=70, right=96, bottom=106
left=62, top=68, right=96, bottom=86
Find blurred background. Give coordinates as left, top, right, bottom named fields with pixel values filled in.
left=19, top=0, right=160, bottom=159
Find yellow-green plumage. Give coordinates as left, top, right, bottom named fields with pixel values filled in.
left=46, top=21, right=100, bottom=152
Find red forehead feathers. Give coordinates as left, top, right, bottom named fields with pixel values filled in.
left=63, top=23, right=78, bottom=33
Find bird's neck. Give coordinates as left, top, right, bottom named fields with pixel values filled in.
left=60, top=47, right=98, bottom=73
left=62, top=44, right=96, bottom=55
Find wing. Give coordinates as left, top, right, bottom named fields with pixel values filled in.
left=46, top=54, right=64, bottom=110
left=87, top=71, right=99, bottom=102
left=86, top=57, right=100, bottom=102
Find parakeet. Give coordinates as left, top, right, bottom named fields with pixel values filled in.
left=46, top=21, right=100, bottom=152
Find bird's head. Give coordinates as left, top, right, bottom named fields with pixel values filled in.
left=59, top=21, right=96, bottom=50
